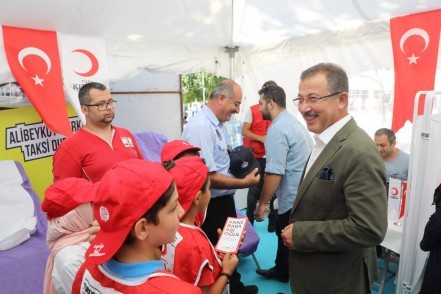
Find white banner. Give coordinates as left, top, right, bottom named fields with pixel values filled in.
left=58, top=33, right=109, bottom=124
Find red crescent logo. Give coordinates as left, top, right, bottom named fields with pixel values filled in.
left=392, top=187, right=399, bottom=196
left=72, top=49, right=99, bottom=77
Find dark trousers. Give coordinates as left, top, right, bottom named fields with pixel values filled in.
left=201, top=194, right=245, bottom=292
left=246, top=157, right=278, bottom=225
left=275, top=210, right=290, bottom=275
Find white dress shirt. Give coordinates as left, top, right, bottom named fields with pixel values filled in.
left=304, top=115, right=352, bottom=176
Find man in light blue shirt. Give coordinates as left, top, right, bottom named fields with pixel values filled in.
left=182, top=79, right=260, bottom=294
left=255, top=84, right=313, bottom=283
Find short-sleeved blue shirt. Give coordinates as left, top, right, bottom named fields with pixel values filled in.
left=182, top=106, right=235, bottom=198
left=265, top=110, right=313, bottom=214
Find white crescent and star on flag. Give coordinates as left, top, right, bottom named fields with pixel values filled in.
left=16, top=46, right=100, bottom=88
left=399, top=28, right=430, bottom=65
left=17, top=47, right=51, bottom=87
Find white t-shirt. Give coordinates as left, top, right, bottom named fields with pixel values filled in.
left=52, top=242, right=89, bottom=294
left=243, top=108, right=252, bottom=123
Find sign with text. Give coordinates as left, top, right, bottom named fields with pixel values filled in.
left=6, top=119, right=81, bottom=161
left=215, top=217, right=247, bottom=254
left=0, top=106, right=80, bottom=199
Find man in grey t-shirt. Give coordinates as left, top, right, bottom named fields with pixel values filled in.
left=374, top=128, right=409, bottom=182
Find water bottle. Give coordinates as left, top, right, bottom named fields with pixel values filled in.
left=225, top=120, right=243, bottom=149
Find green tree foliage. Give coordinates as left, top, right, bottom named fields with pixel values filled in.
left=182, top=72, right=225, bottom=104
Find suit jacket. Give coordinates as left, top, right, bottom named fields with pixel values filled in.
left=289, top=118, right=387, bottom=294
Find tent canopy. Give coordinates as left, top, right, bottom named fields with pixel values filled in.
left=1, top=0, right=440, bottom=81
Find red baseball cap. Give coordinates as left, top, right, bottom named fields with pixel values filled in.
left=161, top=140, right=201, bottom=162
left=167, top=157, right=208, bottom=216
left=41, top=178, right=94, bottom=220
left=85, top=159, right=174, bottom=265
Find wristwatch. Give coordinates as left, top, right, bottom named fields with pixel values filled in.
left=218, top=272, right=231, bottom=283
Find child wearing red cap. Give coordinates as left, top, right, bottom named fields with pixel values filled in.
left=41, top=177, right=98, bottom=294
left=71, top=159, right=201, bottom=294
left=161, top=139, right=207, bottom=226
left=161, top=139, right=201, bottom=162
left=162, top=156, right=239, bottom=294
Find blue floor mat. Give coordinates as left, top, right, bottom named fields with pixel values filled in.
left=237, top=214, right=396, bottom=294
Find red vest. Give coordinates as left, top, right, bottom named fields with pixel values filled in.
left=243, top=104, right=271, bottom=158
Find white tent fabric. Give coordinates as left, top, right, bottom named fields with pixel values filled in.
left=2, top=0, right=440, bottom=119
left=1, top=0, right=441, bottom=82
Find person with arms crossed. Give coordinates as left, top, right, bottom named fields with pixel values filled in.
left=282, top=63, right=387, bottom=294
left=242, top=80, right=278, bottom=232
left=374, top=127, right=409, bottom=182
left=254, top=84, right=312, bottom=283
left=52, top=82, right=143, bottom=183
left=182, top=79, right=260, bottom=294
left=72, top=159, right=201, bottom=294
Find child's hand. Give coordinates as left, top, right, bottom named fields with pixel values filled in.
left=87, top=220, right=100, bottom=242
left=216, top=228, right=222, bottom=238
left=217, top=251, right=226, bottom=260
left=221, top=252, right=239, bottom=275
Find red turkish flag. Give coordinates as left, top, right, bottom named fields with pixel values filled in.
left=390, top=9, right=441, bottom=132
left=399, top=181, right=407, bottom=219
left=2, top=26, right=72, bottom=137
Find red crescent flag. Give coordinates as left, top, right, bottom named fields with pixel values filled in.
left=2, top=26, right=72, bottom=137
left=390, top=9, right=441, bottom=132
left=58, top=33, right=110, bottom=125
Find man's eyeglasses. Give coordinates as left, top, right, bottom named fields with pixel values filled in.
left=83, top=100, right=117, bottom=111
left=293, top=92, right=342, bottom=106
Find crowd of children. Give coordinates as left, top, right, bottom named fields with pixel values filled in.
left=42, top=140, right=239, bottom=294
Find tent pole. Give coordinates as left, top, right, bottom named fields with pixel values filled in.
left=202, top=70, right=206, bottom=104
left=224, top=46, right=239, bottom=80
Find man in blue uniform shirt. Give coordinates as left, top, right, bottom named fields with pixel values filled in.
left=182, top=79, right=260, bottom=294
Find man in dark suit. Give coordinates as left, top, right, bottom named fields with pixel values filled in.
left=281, top=63, right=388, bottom=294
